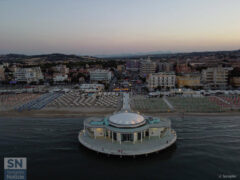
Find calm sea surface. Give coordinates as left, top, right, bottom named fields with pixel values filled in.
left=0, top=116, right=240, bottom=180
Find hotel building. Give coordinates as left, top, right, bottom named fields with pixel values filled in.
left=140, top=58, right=156, bottom=77
left=90, top=69, right=112, bottom=83
left=126, top=60, right=140, bottom=72
left=176, top=73, right=201, bottom=88
left=201, top=66, right=232, bottom=88
left=147, top=72, right=176, bottom=90
left=14, top=67, right=43, bottom=83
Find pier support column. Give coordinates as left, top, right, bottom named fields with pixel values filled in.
left=112, top=131, right=113, bottom=143
left=133, top=133, right=137, bottom=144
left=141, top=131, right=142, bottom=143
left=117, top=133, right=121, bottom=144
left=120, top=133, right=121, bottom=145
left=94, top=129, right=96, bottom=139
left=84, top=125, right=86, bottom=136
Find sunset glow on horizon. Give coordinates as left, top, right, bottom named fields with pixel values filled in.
left=0, top=0, right=240, bottom=55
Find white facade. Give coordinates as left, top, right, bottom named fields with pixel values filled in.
left=14, top=67, right=43, bottom=83
left=90, top=69, right=112, bottom=82
left=52, top=65, right=69, bottom=82
left=79, top=92, right=177, bottom=156
left=109, top=112, right=145, bottom=128
left=201, top=66, right=232, bottom=87
left=85, top=112, right=171, bottom=144
left=147, top=72, right=176, bottom=90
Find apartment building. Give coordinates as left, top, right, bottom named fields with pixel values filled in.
left=14, top=67, right=43, bottom=83
left=177, top=73, right=201, bottom=88
left=158, top=62, right=174, bottom=72
left=52, top=64, right=69, bottom=82
left=147, top=72, right=176, bottom=90
left=176, top=62, right=191, bottom=74
left=140, top=58, right=156, bottom=77
left=90, top=69, right=112, bottom=82
left=201, top=66, right=232, bottom=88
left=126, top=60, right=140, bottom=72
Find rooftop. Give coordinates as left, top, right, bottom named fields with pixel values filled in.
left=109, top=112, right=145, bottom=128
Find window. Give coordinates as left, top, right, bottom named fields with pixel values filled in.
left=138, top=132, right=141, bottom=140
left=113, top=132, right=117, bottom=141
left=121, top=134, right=133, bottom=142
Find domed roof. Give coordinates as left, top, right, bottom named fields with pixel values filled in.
left=109, top=112, right=145, bottom=127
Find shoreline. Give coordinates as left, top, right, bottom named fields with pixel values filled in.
left=1, top=110, right=240, bottom=118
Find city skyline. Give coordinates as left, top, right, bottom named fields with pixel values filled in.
left=1, top=0, right=240, bottom=55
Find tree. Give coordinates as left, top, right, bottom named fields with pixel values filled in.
left=230, top=67, right=240, bottom=77
left=156, top=86, right=161, bottom=91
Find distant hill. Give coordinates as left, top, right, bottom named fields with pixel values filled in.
left=0, top=53, right=98, bottom=62
left=103, top=49, right=240, bottom=59
left=0, top=54, right=28, bottom=61
left=0, top=49, right=239, bottom=62
left=96, top=51, right=173, bottom=58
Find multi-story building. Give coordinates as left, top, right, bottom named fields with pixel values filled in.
left=176, top=62, right=191, bottom=74
left=52, top=64, right=69, bottom=75
left=52, top=64, right=69, bottom=82
left=158, top=62, right=174, bottom=72
left=126, top=60, right=140, bottom=72
left=140, top=58, right=156, bottom=77
left=147, top=72, right=176, bottom=90
left=176, top=73, right=201, bottom=88
left=0, top=65, right=5, bottom=81
left=201, top=66, right=232, bottom=88
left=14, top=67, right=44, bottom=83
left=90, top=69, right=112, bottom=83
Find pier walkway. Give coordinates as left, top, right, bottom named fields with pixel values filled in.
left=122, top=93, right=131, bottom=111
left=163, top=96, right=175, bottom=110
left=215, top=96, right=231, bottom=105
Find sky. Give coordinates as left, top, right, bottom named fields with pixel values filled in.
left=0, top=0, right=240, bottom=55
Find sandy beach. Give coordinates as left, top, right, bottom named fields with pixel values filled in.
left=1, top=92, right=240, bottom=118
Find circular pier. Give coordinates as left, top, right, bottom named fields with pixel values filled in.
left=79, top=127, right=177, bottom=156
left=78, top=93, right=177, bottom=156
